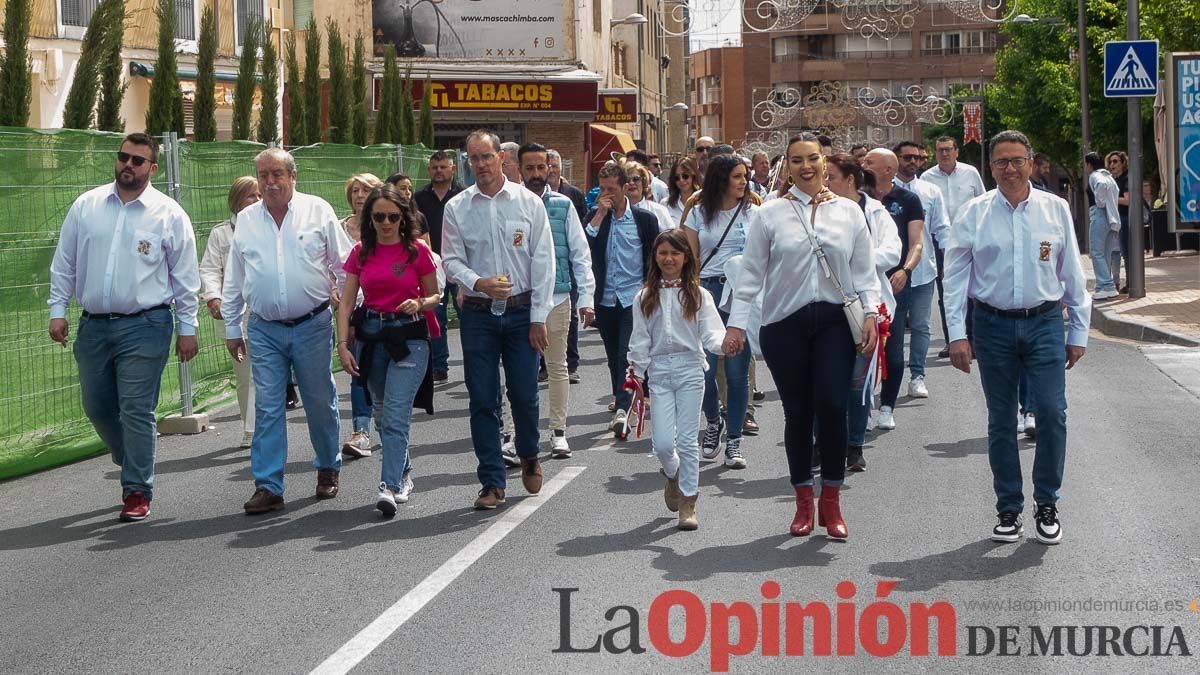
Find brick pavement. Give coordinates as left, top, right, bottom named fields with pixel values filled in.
left=1083, top=252, right=1200, bottom=345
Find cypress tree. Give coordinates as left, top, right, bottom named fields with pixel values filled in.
left=302, top=16, right=321, bottom=143
left=373, top=46, right=396, bottom=144
left=351, top=31, right=368, bottom=146
left=418, top=75, right=434, bottom=149
left=0, top=0, right=34, bottom=126
left=257, top=24, right=279, bottom=144
left=192, top=4, right=217, bottom=141
left=387, top=56, right=402, bottom=144
left=95, top=0, right=126, bottom=132
left=144, top=0, right=183, bottom=136
left=398, top=66, right=415, bottom=145
left=284, top=32, right=305, bottom=145
left=230, top=17, right=259, bottom=140
left=62, top=0, right=120, bottom=129
left=325, top=18, right=349, bottom=144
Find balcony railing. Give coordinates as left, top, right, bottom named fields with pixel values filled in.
left=919, top=45, right=996, bottom=57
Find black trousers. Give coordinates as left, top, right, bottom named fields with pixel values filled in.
left=594, top=301, right=634, bottom=411
left=567, top=288, right=580, bottom=372
left=760, top=302, right=855, bottom=484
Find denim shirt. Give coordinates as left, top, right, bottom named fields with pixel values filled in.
left=601, top=204, right=643, bottom=308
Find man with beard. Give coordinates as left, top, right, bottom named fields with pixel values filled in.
left=48, top=133, right=201, bottom=522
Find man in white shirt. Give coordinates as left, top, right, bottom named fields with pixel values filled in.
left=48, top=132, right=201, bottom=522
left=921, top=136, right=987, bottom=357
left=893, top=140, right=950, bottom=400
left=945, top=130, right=1090, bottom=546
left=1085, top=152, right=1122, bottom=300
left=443, top=130, right=556, bottom=510
left=223, top=148, right=353, bottom=514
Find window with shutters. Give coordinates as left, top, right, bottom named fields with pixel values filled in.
left=293, top=0, right=314, bottom=30
left=61, top=0, right=194, bottom=40
left=235, top=0, right=266, bottom=47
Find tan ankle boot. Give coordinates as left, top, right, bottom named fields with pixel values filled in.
left=663, top=469, right=681, bottom=512
left=678, top=494, right=698, bottom=530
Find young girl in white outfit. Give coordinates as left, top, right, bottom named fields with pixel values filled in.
left=627, top=229, right=727, bottom=530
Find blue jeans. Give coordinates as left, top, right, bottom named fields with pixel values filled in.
left=359, top=316, right=427, bottom=490
left=246, top=310, right=342, bottom=496
left=1088, top=206, right=1118, bottom=292
left=459, top=304, right=540, bottom=490
left=880, top=281, right=911, bottom=408
left=74, top=308, right=174, bottom=499
left=350, top=380, right=373, bottom=434
left=846, top=351, right=874, bottom=447
left=973, top=307, right=1068, bottom=513
left=701, top=277, right=750, bottom=437
left=907, top=280, right=935, bottom=378
left=431, top=283, right=456, bottom=373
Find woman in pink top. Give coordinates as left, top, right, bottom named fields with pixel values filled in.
left=336, top=185, right=442, bottom=517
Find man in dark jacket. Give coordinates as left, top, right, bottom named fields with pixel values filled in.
left=584, top=162, right=660, bottom=437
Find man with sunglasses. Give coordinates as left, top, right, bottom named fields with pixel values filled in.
left=694, top=136, right=716, bottom=182
left=48, top=133, right=201, bottom=522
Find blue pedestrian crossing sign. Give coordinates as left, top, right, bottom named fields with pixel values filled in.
left=1104, top=40, right=1159, bottom=97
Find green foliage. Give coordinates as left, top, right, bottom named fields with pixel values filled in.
left=374, top=46, right=397, bottom=144
left=398, top=68, right=415, bottom=146
left=325, top=19, right=349, bottom=144
left=284, top=32, right=305, bottom=145
left=0, top=0, right=34, bottom=126
left=62, top=0, right=122, bottom=130
left=192, top=4, right=217, bottom=141
left=351, top=32, right=368, bottom=146
left=231, top=17, right=260, bottom=140
left=302, top=16, right=322, bottom=143
left=418, top=75, right=435, bottom=148
left=95, top=0, right=126, bottom=132
left=257, top=25, right=280, bottom=144
left=144, top=0, right=183, bottom=136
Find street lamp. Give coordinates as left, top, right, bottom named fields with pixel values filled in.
left=612, top=13, right=649, bottom=146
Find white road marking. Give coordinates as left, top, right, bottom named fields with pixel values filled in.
left=310, top=465, right=588, bottom=675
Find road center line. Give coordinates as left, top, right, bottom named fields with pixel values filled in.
left=310, top=465, right=588, bottom=675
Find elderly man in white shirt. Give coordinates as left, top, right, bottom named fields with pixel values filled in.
left=223, top=148, right=353, bottom=514
left=1085, top=152, right=1122, bottom=300
left=48, top=132, right=201, bottom=522
left=945, top=130, right=1089, bottom=546
left=443, top=130, right=556, bottom=510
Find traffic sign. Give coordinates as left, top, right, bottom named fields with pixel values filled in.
left=1104, top=40, right=1159, bottom=97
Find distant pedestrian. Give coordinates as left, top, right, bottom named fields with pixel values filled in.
left=500, top=141, right=521, bottom=183
left=1085, top=152, right=1121, bottom=300
left=48, top=132, right=201, bottom=522
left=627, top=149, right=669, bottom=203
left=664, top=155, right=701, bottom=227
left=384, top=172, right=432, bottom=246
left=1105, top=151, right=1130, bottom=293
left=413, top=150, right=463, bottom=383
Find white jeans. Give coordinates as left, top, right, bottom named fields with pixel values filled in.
left=648, top=353, right=706, bottom=497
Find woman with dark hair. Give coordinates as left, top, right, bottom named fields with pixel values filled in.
left=665, top=156, right=701, bottom=227
left=682, top=153, right=757, bottom=469
left=385, top=172, right=432, bottom=247
left=725, top=134, right=879, bottom=540
left=336, top=184, right=442, bottom=517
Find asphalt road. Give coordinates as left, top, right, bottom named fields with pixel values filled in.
left=1, top=327, right=1198, bottom=674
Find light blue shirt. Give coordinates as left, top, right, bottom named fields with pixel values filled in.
left=600, top=201, right=643, bottom=308
left=49, top=182, right=200, bottom=336
left=944, top=186, right=1091, bottom=347
left=894, top=175, right=949, bottom=287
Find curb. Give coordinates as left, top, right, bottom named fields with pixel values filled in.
left=1090, top=304, right=1200, bottom=347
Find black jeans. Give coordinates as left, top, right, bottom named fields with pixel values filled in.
left=761, top=302, right=855, bottom=485
left=594, top=301, right=634, bottom=411
left=567, top=288, right=580, bottom=372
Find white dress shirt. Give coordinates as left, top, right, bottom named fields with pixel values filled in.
left=1088, top=169, right=1122, bottom=229
left=634, top=198, right=676, bottom=232
left=541, top=186, right=596, bottom=311
left=442, top=179, right=557, bottom=323
left=627, top=285, right=726, bottom=375
left=862, top=194, right=902, bottom=316
left=49, top=182, right=200, bottom=336
left=221, top=191, right=353, bottom=339
left=944, top=186, right=1091, bottom=347
left=894, top=175, right=949, bottom=287
left=650, top=176, right=669, bottom=203
left=729, top=187, right=879, bottom=329
left=921, top=162, right=986, bottom=226
left=199, top=217, right=237, bottom=302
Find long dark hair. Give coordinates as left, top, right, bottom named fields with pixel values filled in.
left=667, top=155, right=700, bottom=209
left=777, top=132, right=822, bottom=198
left=700, top=154, right=748, bottom=227
left=641, top=229, right=701, bottom=322
left=358, top=184, right=419, bottom=266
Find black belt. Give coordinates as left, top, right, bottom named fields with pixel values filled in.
left=701, top=275, right=728, bottom=284
left=364, top=309, right=422, bottom=322
left=462, top=291, right=533, bottom=310
left=974, top=299, right=1060, bottom=319
left=271, top=301, right=330, bottom=327
left=82, top=304, right=170, bottom=320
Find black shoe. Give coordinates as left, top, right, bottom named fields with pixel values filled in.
left=433, top=369, right=449, bottom=383
left=991, top=511, right=1023, bottom=543
left=752, top=389, right=766, bottom=402
left=1119, top=285, right=1129, bottom=294
left=937, top=347, right=951, bottom=358
left=1033, top=503, right=1062, bottom=544
left=569, top=371, right=581, bottom=384
left=538, top=369, right=548, bottom=383
left=285, top=383, right=299, bottom=410
left=846, top=445, right=866, bottom=472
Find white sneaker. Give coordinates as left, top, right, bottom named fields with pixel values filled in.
left=1093, top=289, right=1119, bottom=300
left=1023, top=413, right=1037, bottom=439
left=240, top=431, right=254, bottom=449
left=877, top=406, right=896, bottom=430
left=375, top=483, right=397, bottom=517
left=1016, top=413, right=1026, bottom=434
left=501, top=434, right=519, bottom=467
left=342, top=430, right=372, bottom=458
left=395, top=474, right=414, bottom=503
left=866, top=411, right=877, bottom=432
left=610, top=409, right=628, bottom=433
left=908, top=376, right=929, bottom=398
left=550, top=430, right=571, bottom=459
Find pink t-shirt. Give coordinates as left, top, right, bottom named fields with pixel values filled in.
left=343, top=241, right=441, bottom=338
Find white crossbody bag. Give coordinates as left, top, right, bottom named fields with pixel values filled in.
left=791, top=196, right=867, bottom=345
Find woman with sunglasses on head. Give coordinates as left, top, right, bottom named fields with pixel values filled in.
left=336, top=185, right=442, bottom=517
left=665, top=156, right=701, bottom=228
left=725, top=133, right=879, bottom=540
left=624, top=160, right=675, bottom=232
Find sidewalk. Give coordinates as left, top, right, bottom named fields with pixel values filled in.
left=1083, top=252, right=1200, bottom=346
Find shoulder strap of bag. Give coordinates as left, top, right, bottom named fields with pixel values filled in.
left=791, top=196, right=850, bottom=299
left=700, top=199, right=747, bottom=272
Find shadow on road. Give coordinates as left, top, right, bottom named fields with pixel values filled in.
left=924, top=437, right=989, bottom=459
left=869, top=539, right=1048, bottom=592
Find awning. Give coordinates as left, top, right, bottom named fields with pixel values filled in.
left=589, top=124, right=635, bottom=164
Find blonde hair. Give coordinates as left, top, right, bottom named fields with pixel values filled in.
left=624, top=160, right=653, bottom=199
left=227, top=176, right=259, bottom=215
left=344, top=173, right=383, bottom=209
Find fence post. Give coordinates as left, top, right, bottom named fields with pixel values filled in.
left=396, top=144, right=405, bottom=177
left=162, top=132, right=195, bottom=418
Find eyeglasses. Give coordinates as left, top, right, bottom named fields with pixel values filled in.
left=674, top=173, right=693, bottom=181
left=371, top=211, right=403, bottom=224
left=990, top=157, right=1031, bottom=170
left=899, top=154, right=921, bottom=162
left=626, top=175, right=644, bottom=183
left=696, top=147, right=711, bottom=154
left=117, top=151, right=151, bottom=167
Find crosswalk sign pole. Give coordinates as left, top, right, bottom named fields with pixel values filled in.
left=1126, top=0, right=1146, bottom=298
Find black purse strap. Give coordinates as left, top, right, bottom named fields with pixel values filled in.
left=700, top=199, right=747, bottom=273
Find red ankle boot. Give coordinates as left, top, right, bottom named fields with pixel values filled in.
left=817, top=484, right=848, bottom=540
left=790, top=485, right=815, bottom=536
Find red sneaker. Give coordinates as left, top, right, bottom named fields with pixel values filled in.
left=119, top=492, right=150, bottom=522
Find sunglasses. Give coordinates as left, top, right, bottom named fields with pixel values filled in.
left=674, top=173, right=693, bottom=181
left=371, top=211, right=403, bottom=224
left=899, top=154, right=921, bottom=162
left=117, top=151, right=151, bottom=167
left=626, top=175, right=644, bottom=183
left=696, top=147, right=711, bottom=153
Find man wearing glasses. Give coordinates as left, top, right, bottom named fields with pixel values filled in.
left=945, top=130, right=1089, bottom=546
left=694, top=136, right=715, bottom=181
left=48, top=133, right=201, bottom=522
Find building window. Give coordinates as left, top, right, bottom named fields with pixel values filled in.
left=293, top=0, right=314, bottom=30
left=236, top=0, right=265, bottom=47
left=922, top=30, right=995, bottom=56
left=61, top=0, right=101, bottom=28
left=63, top=0, right=193, bottom=39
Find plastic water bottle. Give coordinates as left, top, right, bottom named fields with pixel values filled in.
left=490, top=275, right=509, bottom=316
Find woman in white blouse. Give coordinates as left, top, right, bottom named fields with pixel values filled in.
left=198, top=177, right=261, bottom=448
left=725, top=133, right=880, bottom=541
left=664, top=156, right=701, bottom=228
left=625, top=161, right=675, bottom=232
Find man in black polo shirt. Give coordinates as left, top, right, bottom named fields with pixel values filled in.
left=413, top=150, right=463, bottom=382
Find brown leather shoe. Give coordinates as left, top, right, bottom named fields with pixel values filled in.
left=474, top=486, right=506, bottom=510
left=521, top=458, right=543, bottom=494
left=244, top=487, right=285, bottom=514
left=316, top=469, right=340, bottom=499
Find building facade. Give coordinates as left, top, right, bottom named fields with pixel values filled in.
left=687, top=46, right=745, bottom=145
